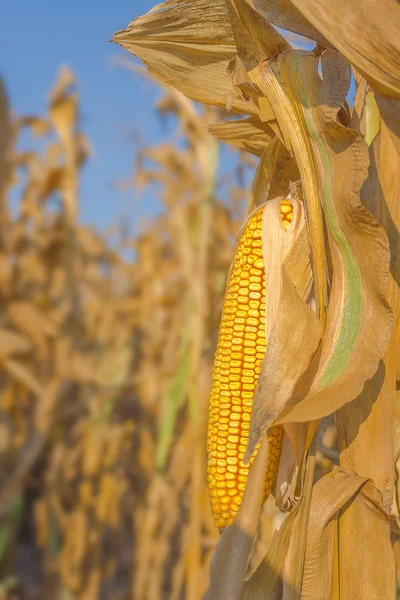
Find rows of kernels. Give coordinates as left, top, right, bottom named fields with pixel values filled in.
left=265, top=425, right=284, bottom=493
left=207, top=207, right=267, bottom=529
left=280, top=198, right=293, bottom=230
left=207, top=202, right=290, bottom=530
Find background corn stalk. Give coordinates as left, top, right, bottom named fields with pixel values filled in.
left=113, top=1, right=400, bottom=599
left=2, top=0, right=398, bottom=596
left=0, top=65, right=337, bottom=599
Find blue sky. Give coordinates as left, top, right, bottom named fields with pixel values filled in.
left=2, top=0, right=172, bottom=234
left=2, top=2, right=354, bottom=238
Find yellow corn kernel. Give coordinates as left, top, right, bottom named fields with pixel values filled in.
left=207, top=200, right=292, bottom=531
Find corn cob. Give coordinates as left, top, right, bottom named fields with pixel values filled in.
left=207, top=199, right=293, bottom=530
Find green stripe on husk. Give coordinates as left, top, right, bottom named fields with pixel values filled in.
left=291, top=53, right=363, bottom=388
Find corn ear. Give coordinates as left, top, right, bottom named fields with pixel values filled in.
left=207, top=198, right=294, bottom=530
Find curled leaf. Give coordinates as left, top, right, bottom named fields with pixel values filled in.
left=302, top=468, right=395, bottom=599
left=289, top=0, right=400, bottom=99
left=277, top=50, right=393, bottom=425
left=246, top=51, right=392, bottom=456
left=203, top=434, right=270, bottom=600
left=240, top=0, right=331, bottom=47
left=112, top=0, right=288, bottom=115
left=246, top=197, right=321, bottom=461
left=209, top=117, right=275, bottom=157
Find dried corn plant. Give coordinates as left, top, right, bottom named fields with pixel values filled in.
left=113, top=1, right=400, bottom=598
left=0, top=59, right=277, bottom=598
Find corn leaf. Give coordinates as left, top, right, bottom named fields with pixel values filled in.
left=247, top=139, right=299, bottom=216
left=278, top=50, right=392, bottom=424
left=301, top=468, right=395, bottom=598
left=246, top=50, right=392, bottom=457
left=203, top=434, right=270, bottom=600
left=240, top=0, right=330, bottom=47
left=339, top=94, right=400, bottom=507
left=249, top=56, right=327, bottom=325
left=364, top=92, right=381, bottom=146
left=242, top=443, right=316, bottom=599
left=245, top=195, right=321, bottom=460
left=156, top=333, right=191, bottom=470
left=209, top=117, right=275, bottom=158
left=112, top=0, right=288, bottom=116
left=288, top=0, right=400, bottom=99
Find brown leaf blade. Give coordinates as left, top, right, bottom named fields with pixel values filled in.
left=112, top=0, right=288, bottom=115
left=301, top=468, right=395, bottom=599
left=245, top=196, right=321, bottom=460
left=276, top=50, right=393, bottom=425
left=209, top=117, right=275, bottom=157
left=241, top=0, right=331, bottom=47
left=289, top=0, right=400, bottom=99
left=203, top=434, right=270, bottom=600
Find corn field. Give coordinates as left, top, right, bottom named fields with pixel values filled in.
left=1, top=1, right=400, bottom=599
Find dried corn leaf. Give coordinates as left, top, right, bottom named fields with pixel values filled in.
left=289, top=0, right=400, bottom=99
left=247, top=51, right=392, bottom=456
left=203, top=434, right=269, bottom=600
left=278, top=50, right=392, bottom=423
left=301, top=467, right=395, bottom=599
left=249, top=57, right=327, bottom=323
left=2, top=359, right=43, bottom=396
left=242, top=445, right=316, bottom=599
left=209, top=117, right=275, bottom=157
left=7, top=302, right=57, bottom=358
left=364, top=92, right=381, bottom=146
left=364, top=97, right=400, bottom=401
left=18, top=116, right=50, bottom=138
left=240, top=0, right=330, bottom=47
left=230, top=0, right=290, bottom=58
left=49, top=65, right=75, bottom=103
left=0, top=329, right=32, bottom=359
left=112, top=0, right=288, bottom=116
left=342, top=95, right=400, bottom=506
left=248, top=138, right=282, bottom=215
left=49, top=67, right=77, bottom=147
left=245, top=195, right=321, bottom=460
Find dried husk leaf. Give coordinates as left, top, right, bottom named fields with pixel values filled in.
left=7, top=302, right=57, bottom=359
left=261, top=198, right=311, bottom=338
left=274, top=429, right=298, bottom=511
left=230, top=0, right=290, bottom=58
left=249, top=56, right=327, bottom=325
left=301, top=468, right=395, bottom=599
left=2, top=359, right=44, bottom=397
left=240, top=0, right=330, bottom=47
left=203, top=434, right=270, bottom=600
left=209, top=117, right=275, bottom=157
left=245, top=193, right=321, bottom=460
left=338, top=94, right=400, bottom=508
left=248, top=138, right=283, bottom=215
left=288, top=0, right=400, bottom=99
left=0, top=329, right=33, bottom=359
left=247, top=51, right=392, bottom=455
left=112, top=0, right=288, bottom=116
left=242, top=441, right=316, bottom=599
